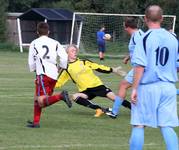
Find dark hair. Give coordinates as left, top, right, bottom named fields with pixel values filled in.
left=124, top=17, right=138, bottom=29
left=100, top=24, right=105, bottom=29
left=37, top=22, right=49, bottom=35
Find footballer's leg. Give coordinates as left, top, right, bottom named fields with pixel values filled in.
left=118, top=80, right=132, bottom=109
left=160, top=127, right=179, bottom=150
left=106, top=79, right=132, bottom=118
left=118, top=70, right=134, bottom=110
left=39, top=77, right=72, bottom=108
left=106, top=92, right=123, bottom=118
left=38, top=91, right=72, bottom=108
left=176, top=89, right=179, bottom=95
left=107, top=69, right=133, bottom=116
left=27, top=91, right=72, bottom=128
left=36, top=76, right=72, bottom=108
left=130, top=126, right=144, bottom=150
left=27, top=95, right=41, bottom=128
left=74, top=96, right=102, bottom=109
left=73, top=93, right=105, bottom=117
left=74, top=97, right=105, bottom=117
left=98, top=43, right=105, bottom=60
left=90, top=85, right=120, bottom=118
left=106, top=89, right=130, bottom=119
left=27, top=75, right=50, bottom=128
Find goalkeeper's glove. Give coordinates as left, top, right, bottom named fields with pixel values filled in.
left=112, top=66, right=127, bottom=77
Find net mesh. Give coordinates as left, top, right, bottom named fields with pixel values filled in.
left=71, top=13, right=176, bottom=57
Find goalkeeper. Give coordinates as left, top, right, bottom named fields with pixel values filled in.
left=55, top=44, right=131, bottom=117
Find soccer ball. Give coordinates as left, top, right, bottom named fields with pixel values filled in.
left=104, top=34, right=111, bottom=40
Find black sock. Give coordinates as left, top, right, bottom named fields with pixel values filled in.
left=75, top=97, right=102, bottom=110
left=122, top=100, right=131, bottom=109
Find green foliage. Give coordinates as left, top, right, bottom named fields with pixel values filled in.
left=51, top=0, right=75, bottom=10
left=109, top=0, right=139, bottom=13
left=0, top=42, right=21, bottom=52
left=49, top=0, right=96, bottom=12
left=75, top=0, right=95, bottom=12
left=7, top=0, right=39, bottom=12
left=5, top=0, right=179, bottom=38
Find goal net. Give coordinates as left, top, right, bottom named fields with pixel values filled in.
left=70, top=12, right=176, bottom=57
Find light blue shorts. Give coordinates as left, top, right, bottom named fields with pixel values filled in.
left=131, top=81, right=179, bottom=128
left=124, top=69, right=133, bottom=84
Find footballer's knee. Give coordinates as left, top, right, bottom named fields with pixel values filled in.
left=72, top=93, right=88, bottom=101
left=133, top=125, right=145, bottom=128
left=118, top=80, right=131, bottom=98
left=37, top=95, right=47, bottom=107
left=34, top=95, right=38, bottom=101
left=119, top=80, right=131, bottom=89
left=106, top=92, right=116, bottom=101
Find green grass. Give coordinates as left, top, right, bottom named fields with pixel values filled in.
left=0, top=51, right=178, bottom=150
left=80, top=40, right=129, bottom=56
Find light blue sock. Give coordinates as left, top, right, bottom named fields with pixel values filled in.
left=161, top=127, right=179, bottom=150
left=112, top=96, right=123, bottom=115
left=130, top=127, right=144, bottom=150
left=176, top=89, right=179, bottom=95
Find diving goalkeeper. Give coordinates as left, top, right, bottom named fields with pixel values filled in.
left=55, top=44, right=131, bottom=117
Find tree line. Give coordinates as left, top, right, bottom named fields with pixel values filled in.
left=1, top=0, right=179, bottom=42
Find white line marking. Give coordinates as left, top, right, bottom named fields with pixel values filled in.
left=0, top=143, right=162, bottom=149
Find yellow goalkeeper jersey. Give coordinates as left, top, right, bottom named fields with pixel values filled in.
left=55, top=58, right=112, bottom=92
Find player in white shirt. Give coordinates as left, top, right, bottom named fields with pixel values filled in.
left=130, top=5, right=179, bottom=150
left=106, top=17, right=143, bottom=118
left=27, top=22, right=72, bottom=128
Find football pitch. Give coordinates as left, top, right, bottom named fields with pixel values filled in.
left=0, top=51, right=178, bottom=150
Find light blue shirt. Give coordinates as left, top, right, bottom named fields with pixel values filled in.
left=132, top=28, right=179, bottom=84
left=129, top=29, right=144, bottom=59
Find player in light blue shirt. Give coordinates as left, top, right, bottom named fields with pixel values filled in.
left=132, top=30, right=178, bottom=84
left=176, top=38, right=179, bottom=95
left=106, top=17, right=143, bottom=118
left=130, top=5, right=179, bottom=150
left=128, top=29, right=144, bottom=60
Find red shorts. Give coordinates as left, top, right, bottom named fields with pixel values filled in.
left=35, top=75, right=57, bottom=96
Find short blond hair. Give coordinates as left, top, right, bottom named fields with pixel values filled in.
left=65, top=44, right=79, bottom=53
left=145, top=5, right=163, bottom=22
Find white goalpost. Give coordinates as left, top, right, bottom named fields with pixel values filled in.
left=17, top=18, right=48, bottom=53
left=70, top=12, right=176, bottom=57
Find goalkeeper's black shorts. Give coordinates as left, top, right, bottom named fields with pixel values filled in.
left=81, top=85, right=112, bottom=100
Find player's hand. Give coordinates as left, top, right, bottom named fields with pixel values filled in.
left=131, top=88, right=137, bottom=104
left=123, top=57, right=129, bottom=64
left=112, top=66, right=127, bottom=77
left=123, top=56, right=130, bottom=64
